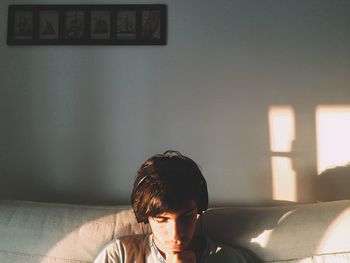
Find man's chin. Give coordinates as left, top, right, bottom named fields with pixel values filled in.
left=170, top=247, right=183, bottom=253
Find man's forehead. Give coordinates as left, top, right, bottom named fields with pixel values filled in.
left=155, top=201, right=197, bottom=217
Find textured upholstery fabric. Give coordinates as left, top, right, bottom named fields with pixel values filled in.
left=1, top=199, right=350, bottom=262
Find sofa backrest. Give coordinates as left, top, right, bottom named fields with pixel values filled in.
left=1, top=199, right=350, bottom=263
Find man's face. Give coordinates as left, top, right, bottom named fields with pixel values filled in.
left=148, top=200, right=198, bottom=254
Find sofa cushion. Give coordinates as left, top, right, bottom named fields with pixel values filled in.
left=0, top=200, right=150, bottom=263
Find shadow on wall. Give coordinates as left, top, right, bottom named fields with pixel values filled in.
left=315, top=164, right=350, bottom=202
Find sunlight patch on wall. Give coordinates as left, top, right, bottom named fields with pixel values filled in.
left=269, top=106, right=295, bottom=152
left=316, top=105, right=350, bottom=174
left=271, top=157, right=297, bottom=202
left=269, top=106, right=297, bottom=202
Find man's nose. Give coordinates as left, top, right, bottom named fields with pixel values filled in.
left=169, top=220, right=182, bottom=240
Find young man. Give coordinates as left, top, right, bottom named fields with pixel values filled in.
left=94, top=151, right=257, bottom=263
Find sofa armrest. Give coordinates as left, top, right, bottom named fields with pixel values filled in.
left=202, top=200, right=350, bottom=262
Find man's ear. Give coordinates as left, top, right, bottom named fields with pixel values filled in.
left=195, top=213, right=204, bottom=236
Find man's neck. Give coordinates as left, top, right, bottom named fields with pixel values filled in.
left=151, top=235, right=206, bottom=261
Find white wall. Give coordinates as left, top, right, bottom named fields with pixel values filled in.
left=1, top=0, right=350, bottom=205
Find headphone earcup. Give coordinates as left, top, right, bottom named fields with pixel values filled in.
left=197, top=175, right=208, bottom=213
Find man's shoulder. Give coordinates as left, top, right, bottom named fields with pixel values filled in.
left=118, top=234, right=148, bottom=242
left=94, top=234, right=149, bottom=263
left=118, top=234, right=149, bottom=248
left=205, top=239, right=258, bottom=263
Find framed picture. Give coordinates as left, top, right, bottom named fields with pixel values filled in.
left=13, top=10, right=34, bottom=41
left=91, top=10, right=111, bottom=40
left=116, top=10, right=136, bottom=40
left=63, top=9, right=86, bottom=41
left=39, top=10, right=59, bottom=40
left=142, top=10, right=161, bottom=40
left=7, top=4, right=167, bottom=45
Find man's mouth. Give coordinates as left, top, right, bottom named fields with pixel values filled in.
left=168, top=241, right=186, bottom=251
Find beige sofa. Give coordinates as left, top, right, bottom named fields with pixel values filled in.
left=1, top=199, right=350, bottom=263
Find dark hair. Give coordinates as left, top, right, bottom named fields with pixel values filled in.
left=131, top=150, right=208, bottom=223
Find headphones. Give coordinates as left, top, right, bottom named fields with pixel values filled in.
left=132, top=152, right=208, bottom=223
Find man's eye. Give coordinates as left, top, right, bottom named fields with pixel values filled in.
left=181, top=213, right=195, bottom=221
left=155, top=218, right=167, bottom=223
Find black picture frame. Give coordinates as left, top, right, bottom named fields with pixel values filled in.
left=7, top=4, right=167, bottom=45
